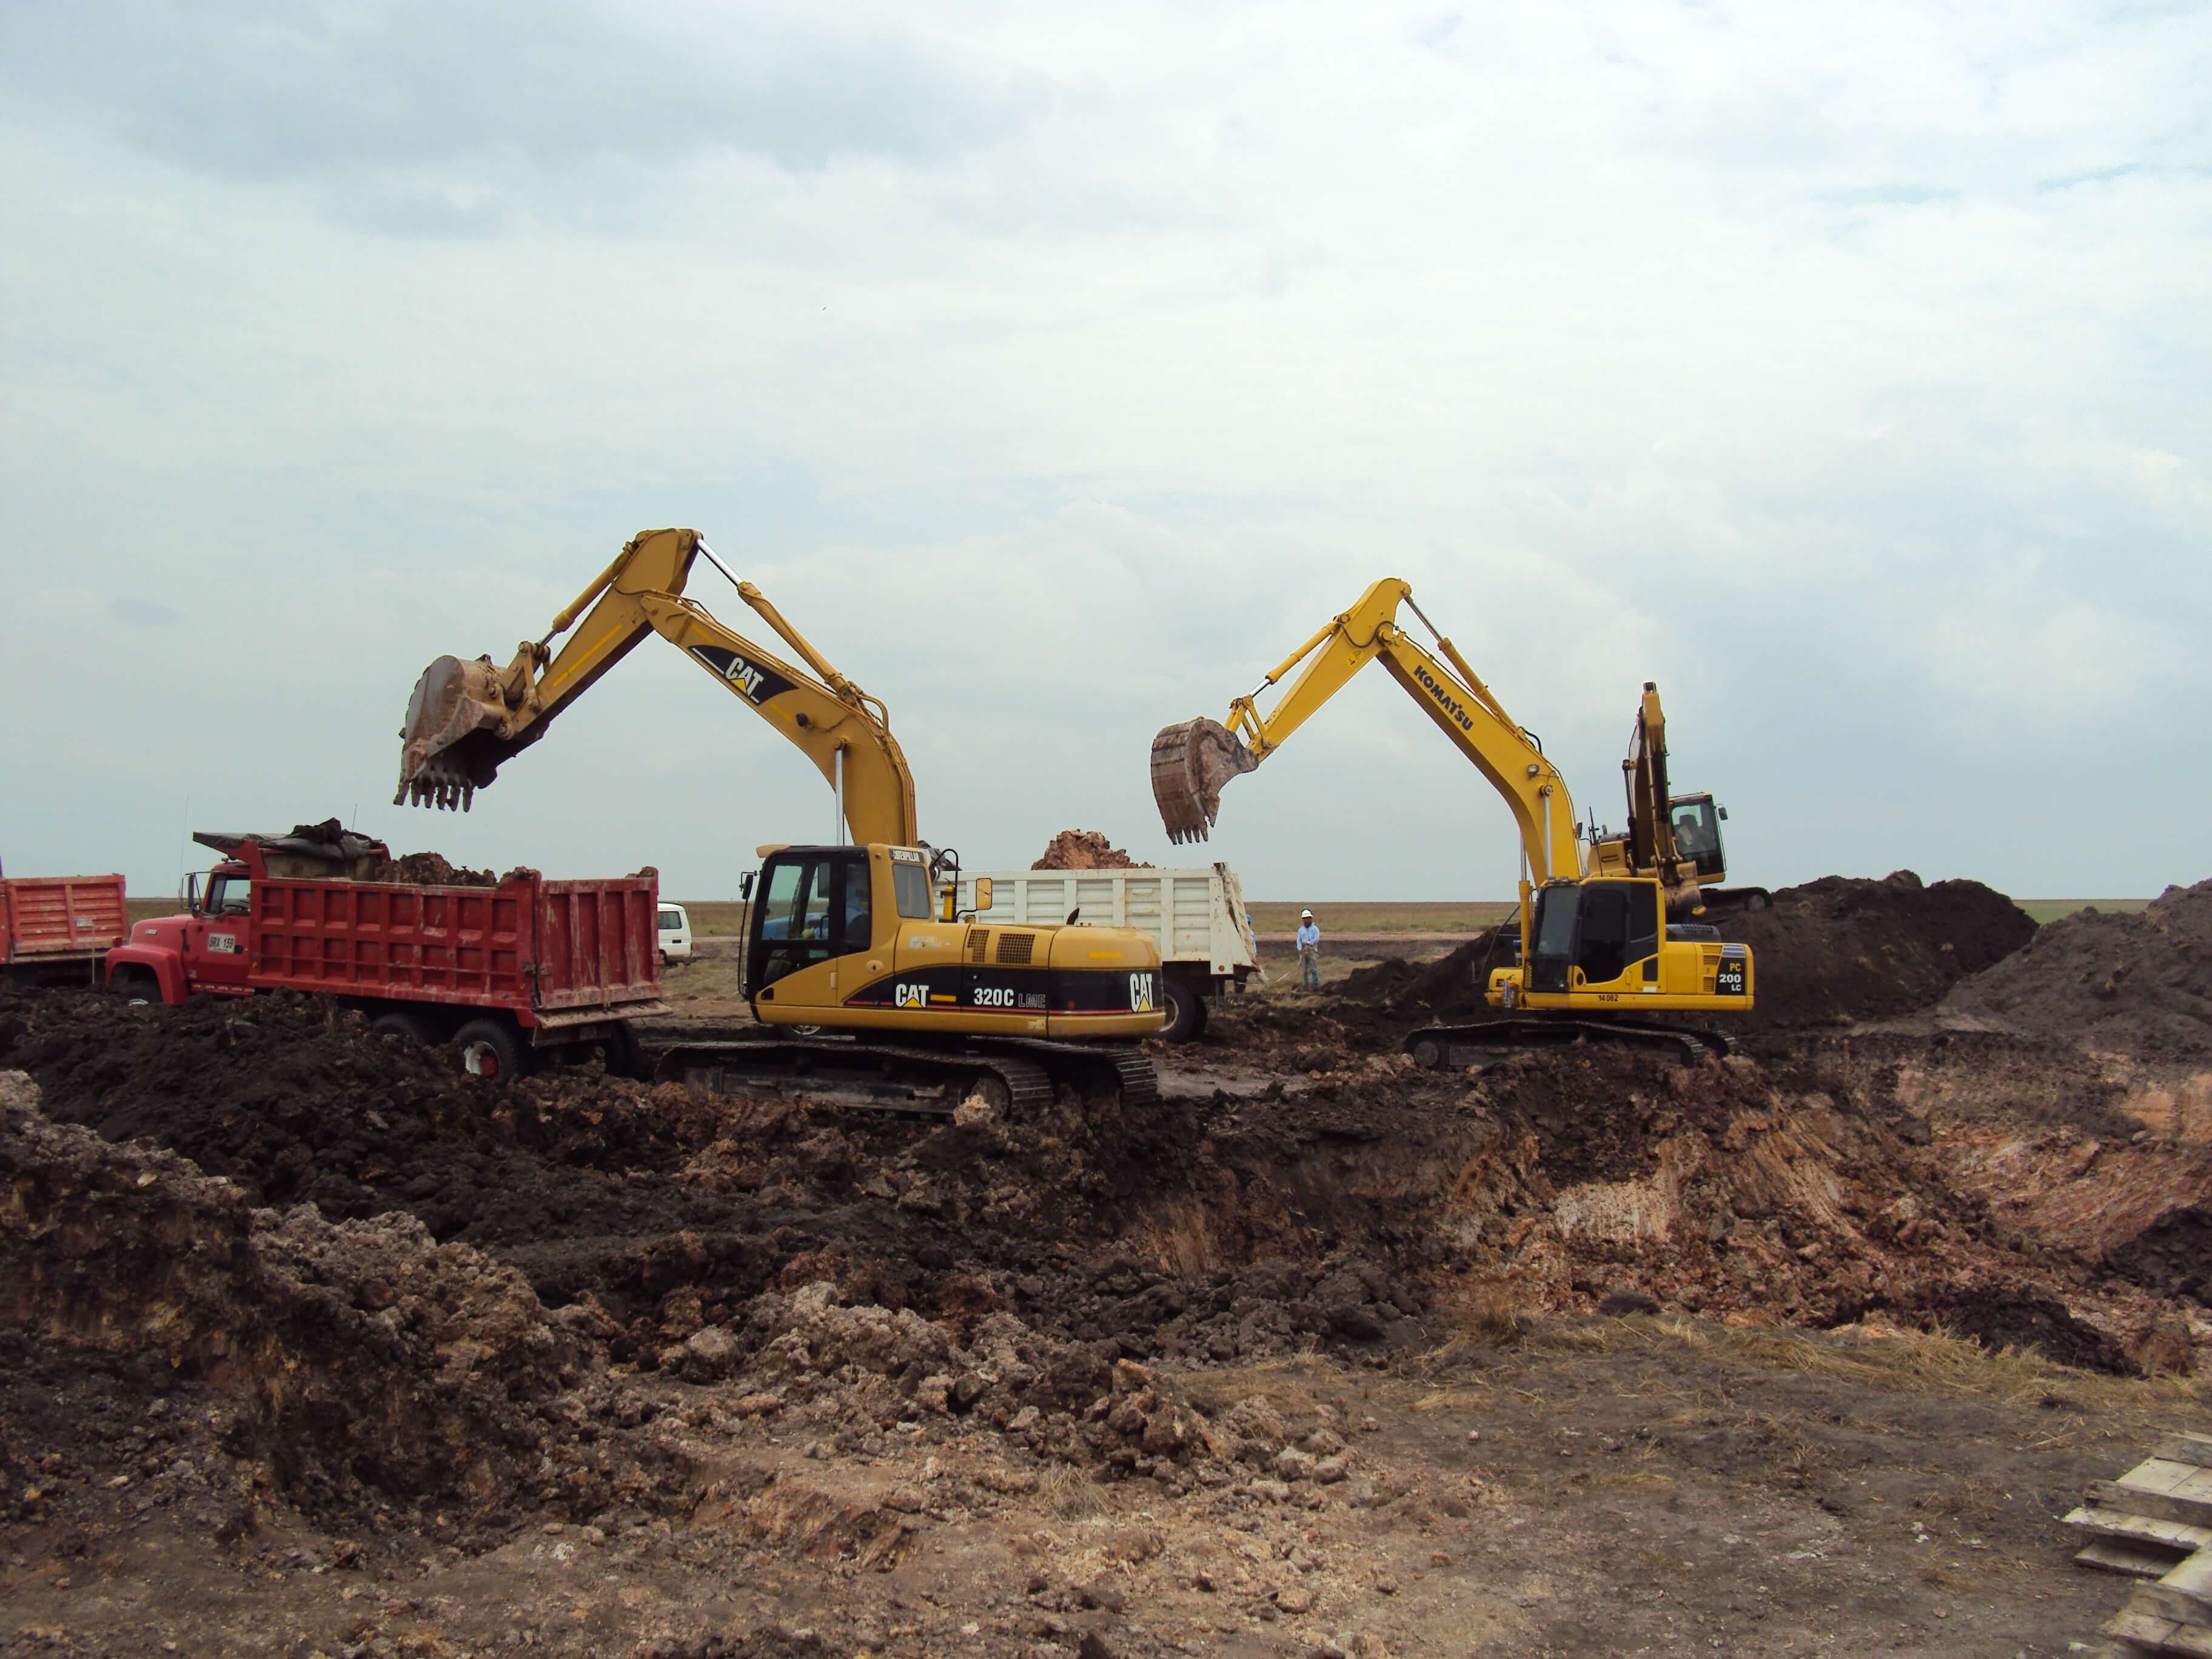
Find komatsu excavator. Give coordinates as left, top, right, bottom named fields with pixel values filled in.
left=395, top=527, right=1165, bottom=1113
left=1149, top=577, right=1755, bottom=1067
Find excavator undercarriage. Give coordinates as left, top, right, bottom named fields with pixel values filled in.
left=647, top=1029, right=1157, bottom=1118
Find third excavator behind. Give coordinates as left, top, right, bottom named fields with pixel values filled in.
left=1150, top=577, right=1758, bottom=1067
left=396, top=527, right=1165, bottom=1112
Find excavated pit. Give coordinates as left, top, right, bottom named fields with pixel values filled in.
left=5, top=866, right=2211, bottom=1622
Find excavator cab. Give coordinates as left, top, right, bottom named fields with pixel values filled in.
left=1500, top=877, right=1753, bottom=1012
left=743, top=845, right=1167, bottom=1038
left=1664, top=793, right=1728, bottom=881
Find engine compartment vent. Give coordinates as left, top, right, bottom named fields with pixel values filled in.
left=996, top=931, right=1036, bottom=966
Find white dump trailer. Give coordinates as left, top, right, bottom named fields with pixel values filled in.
left=962, top=863, right=1258, bottom=1042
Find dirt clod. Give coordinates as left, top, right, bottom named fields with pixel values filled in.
left=1032, top=831, right=1152, bottom=871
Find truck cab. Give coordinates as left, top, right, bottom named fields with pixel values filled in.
left=745, top=843, right=1167, bottom=1039
left=1490, top=877, right=1753, bottom=1013
left=107, top=859, right=258, bottom=1002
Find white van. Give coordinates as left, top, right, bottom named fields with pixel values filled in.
left=656, top=902, right=693, bottom=964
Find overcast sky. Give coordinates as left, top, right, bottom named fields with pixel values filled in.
left=4, top=1, right=2207, bottom=905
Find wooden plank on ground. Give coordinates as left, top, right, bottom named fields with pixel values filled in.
left=2106, top=1604, right=2181, bottom=1647
left=2095, top=1480, right=2212, bottom=1531
left=2154, top=1436, right=2212, bottom=1470
left=2165, top=1552, right=2212, bottom=1602
left=2126, top=1581, right=2212, bottom=1630
left=2070, top=1505, right=2212, bottom=1553
left=2081, top=1540, right=2192, bottom=1580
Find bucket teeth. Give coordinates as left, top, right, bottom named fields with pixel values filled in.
left=1150, top=719, right=1259, bottom=843
left=395, top=655, right=511, bottom=811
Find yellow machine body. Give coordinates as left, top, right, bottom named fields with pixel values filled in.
left=746, top=845, right=1166, bottom=1041
left=1148, top=578, right=1754, bottom=1023
left=395, top=530, right=1170, bottom=1050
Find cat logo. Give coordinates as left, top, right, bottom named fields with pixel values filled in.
left=719, top=655, right=765, bottom=699
left=1128, top=972, right=1155, bottom=1013
left=686, top=643, right=794, bottom=705
left=894, top=983, right=930, bottom=1009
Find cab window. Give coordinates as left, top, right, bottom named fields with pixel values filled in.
left=891, top=860, right=933, bottom=920
left=657, top=908, right=684, bottom=933
left=207, top=876, right=252, bottom=917
left=752, top=858, right=833, bottom=987
left=1669, top=796, right=1724, bottom=877
left=1574, top=884, right=1631, bottom=983
left=837, top=853, right=873, bottom=952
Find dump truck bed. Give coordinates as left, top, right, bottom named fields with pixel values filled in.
left=1, top=874, right=127, bottom=968
left=247, top=866, right=666, bottom=1027
left=963, top=864, right=1257, bottom=979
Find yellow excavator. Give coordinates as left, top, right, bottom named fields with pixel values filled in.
left=396, top=527, right=1165, bottom=1112
left=1150, top=577, right=1755, bottom=1066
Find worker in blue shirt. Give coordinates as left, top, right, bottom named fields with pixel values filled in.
left=1296, top=908, right=1321, bottom=990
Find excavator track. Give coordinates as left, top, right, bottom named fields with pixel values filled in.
left=1404, top=1016, right=1735, bottom=1071
left=647, top=1031, right=1154, bottom=1118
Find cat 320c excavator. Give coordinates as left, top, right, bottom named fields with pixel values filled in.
left=395, top=527, right=1164, bottom=1113
left=1149, top=577, right=1757, bottom=1068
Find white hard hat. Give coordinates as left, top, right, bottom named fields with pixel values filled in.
left=1300, top=909, right=1313, bottom=918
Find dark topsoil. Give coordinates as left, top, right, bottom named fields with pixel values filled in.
left=1945, top=876, right=2212, bottom=1061
left=1339, top=871, right=2037, bottom=1035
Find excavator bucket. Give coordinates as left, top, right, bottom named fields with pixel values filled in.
left=1149, top=719, right=1259, bottom=844
left=394, top=655, right=516, bottom=811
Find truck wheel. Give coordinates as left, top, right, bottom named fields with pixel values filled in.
left=454, top=1017, right=527, bottom=1082
left=369, top=1010, right=433, bottom=1046
left=1160, top=979, right=1204, bottom=1044
left=110, top=969, right=158, bottom=1007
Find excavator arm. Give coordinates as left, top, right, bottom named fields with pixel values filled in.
left=395, top=527, right=919, bottom=846
left=1150, top=578, right=1584, bottom=885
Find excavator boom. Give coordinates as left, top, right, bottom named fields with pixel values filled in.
left=395, top=528, right=920, bottom=847
left=1148, top=578, right=1584, bottom=885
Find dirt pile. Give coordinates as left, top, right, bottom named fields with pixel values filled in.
left=1031, top=831, right=1152, bottom=871
left=361, top=850, right=501, bottom=886
left=1333, top=872, right=2034, bottom=1033
left=1718, top=871, right=2034, bottom=1030
left=1945, top=878, right=2212, bottom=1059
left=0, top=1070, right=677, bottom=1529
left=0, top=988, right=706, bottom=1238
left=1339, top=928, right=1513, bottom=1017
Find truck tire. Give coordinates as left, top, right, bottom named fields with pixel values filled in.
left=454, top=1017, right=528, bottom=1082
left=110, top=968, right=159, bottom=1006
left=1160, top=978, right=1205, bottom=1044
left=369, top=1010, right=434, bottom=1047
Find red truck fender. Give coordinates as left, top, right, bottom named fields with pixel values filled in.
left=104, top=939, right=188, bottom=1004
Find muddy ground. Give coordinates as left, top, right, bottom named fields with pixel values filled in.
left=5, top=873, right=2212, bottom=1656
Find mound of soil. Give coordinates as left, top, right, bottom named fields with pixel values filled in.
left=0, top=1071, right=671, bottom=1527
left=1944, top=878, right=2212, bottom=1060
left=1339, top=928, right=1514, bottom=1017
left=361, top=850, right=500, bottom=886
left=1032, top=831, right=1151, bottom=871
left=1717, top=871, right=2035, bottom=1030
left=1334, top=873, right=2033, bottom=1033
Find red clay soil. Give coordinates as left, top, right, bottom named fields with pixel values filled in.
left=1945, top=876, right=2212, bottom=1061
left=1031, top=831, right=1152, bottom=871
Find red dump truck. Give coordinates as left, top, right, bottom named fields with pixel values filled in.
left=1, top=866, right=128, bottom=985
left=104, top=826, right=668, bottom=1079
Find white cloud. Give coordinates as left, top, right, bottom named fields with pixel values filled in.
left=1, top=0, right=2207, bottom=900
